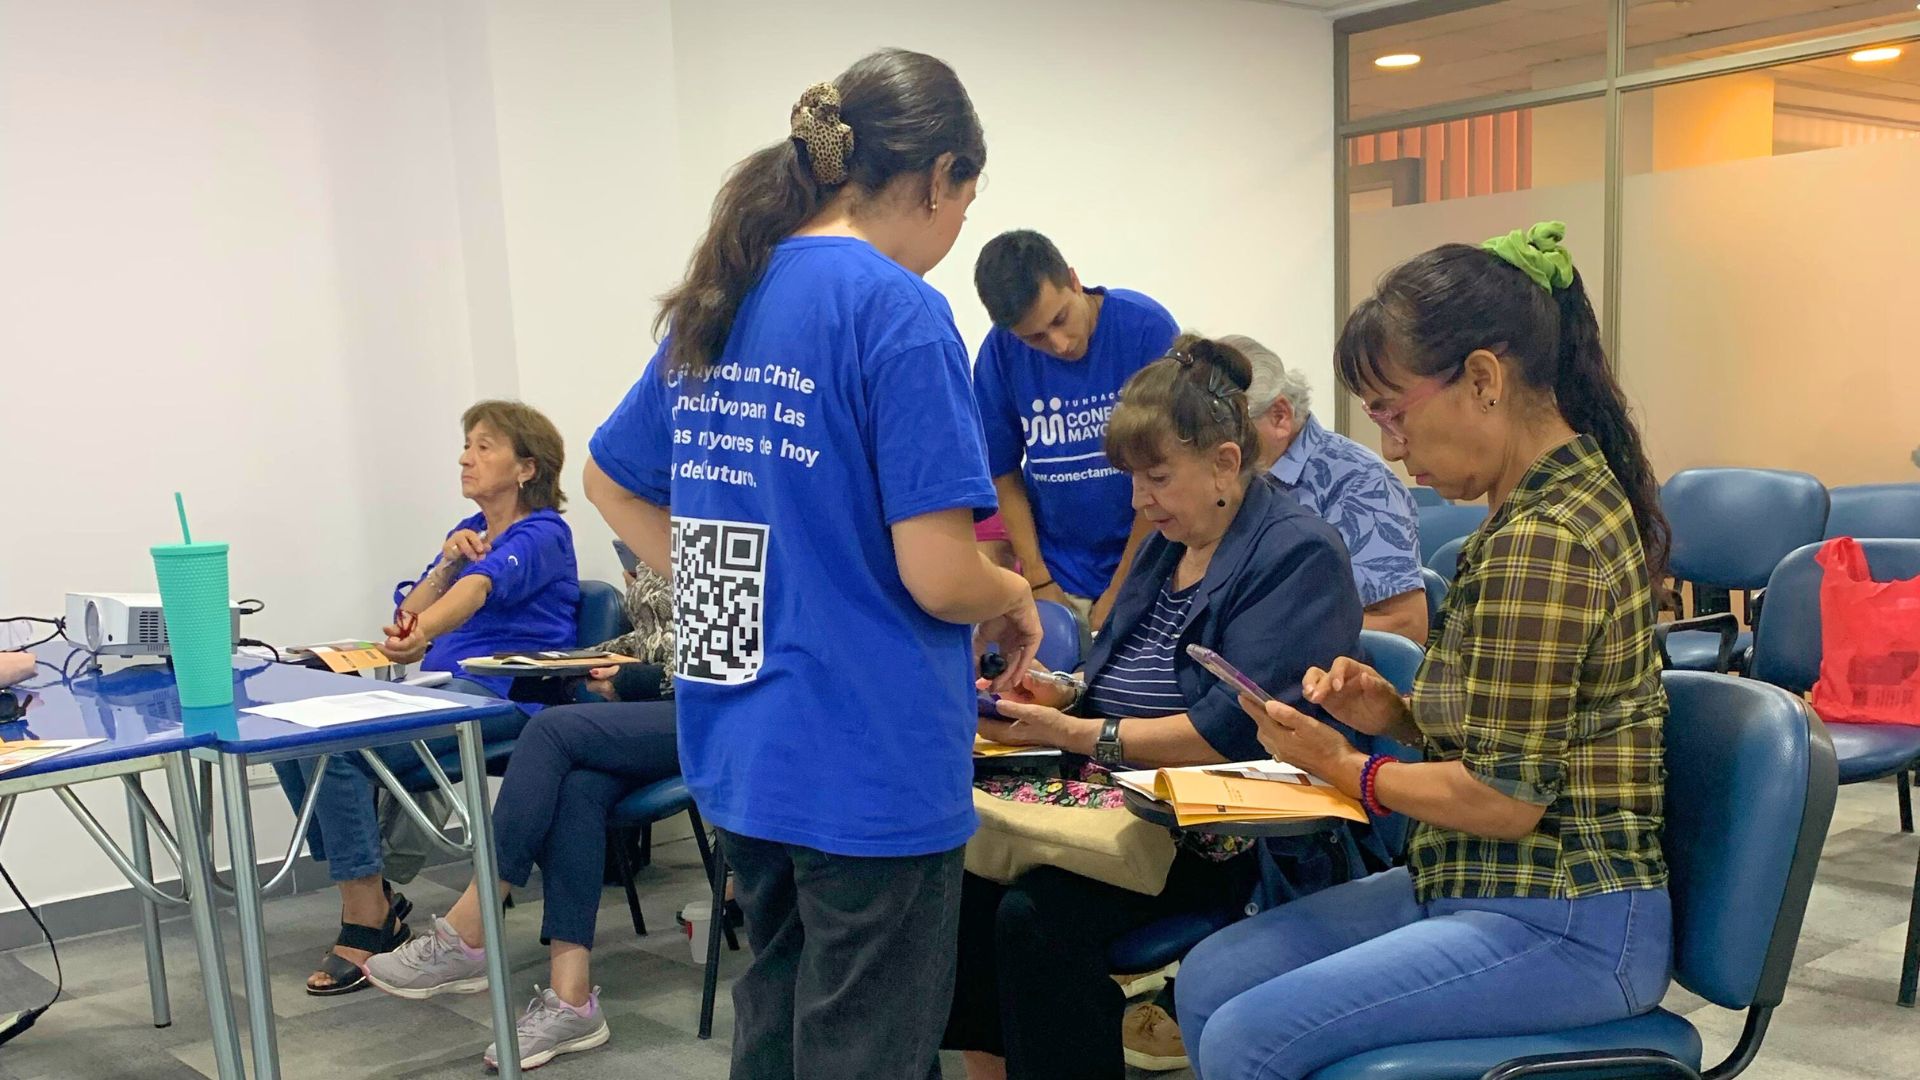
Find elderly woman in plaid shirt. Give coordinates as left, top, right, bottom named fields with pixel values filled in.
left=1177, top=223, right=1674, bottom=1080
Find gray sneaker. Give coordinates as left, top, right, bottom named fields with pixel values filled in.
left=484, top=986, right=610, bottom=1071
left=364, top=915, right=489, bottom=999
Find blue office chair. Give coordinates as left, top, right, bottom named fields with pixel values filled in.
left=1362, top=628, right=1424, bottom=695
left=574, top=578, right=626, bottom=651
left=1417, top=504, right=1488, bottom=566
left=1409, top=486, right=1450, bottom=508
left=1419, top=569, right=1447, bottom=631
left=1308, top=672, right=1837, bottom=1080
left=1751, top=538, right=1920, bottom=1006
left=1035, top=598, right=1084, bottom=673
left=608, top=777, right=738, bottom=1038
left=1426, top=535, right=1466, bottom=583
left=1660, top=468, right=1828, bottom=673
left=1825, top=482, right=1920, bottom=540
left=1357, top=629, right=1426, bottom=863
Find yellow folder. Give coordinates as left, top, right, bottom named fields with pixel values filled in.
left=1150, top=769, right=1367, bottom=826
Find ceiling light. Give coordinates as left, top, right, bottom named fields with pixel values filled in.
left=1849, top=46, right=1903, bottom=63
left=1374, top=53, right=1422, bottom=70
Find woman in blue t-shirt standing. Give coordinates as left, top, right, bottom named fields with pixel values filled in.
left=584, top=50, right=1040, bottom=1080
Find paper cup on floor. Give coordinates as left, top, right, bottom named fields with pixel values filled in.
left=681, top=901, right=712, bottom=965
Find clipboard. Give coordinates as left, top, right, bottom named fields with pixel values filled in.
left=458, top=652, right=648, bottom=677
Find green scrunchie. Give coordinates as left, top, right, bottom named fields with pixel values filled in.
left=1482, top=220, right=1574, bottom=293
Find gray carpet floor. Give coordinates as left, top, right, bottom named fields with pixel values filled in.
left=1, top=779, right=1914, bottom=1079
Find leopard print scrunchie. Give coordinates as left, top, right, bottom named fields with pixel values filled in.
left=790, top=82, right=854, bottom=186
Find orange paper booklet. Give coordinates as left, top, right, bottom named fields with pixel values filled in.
left=0, top=738, right=104, bottom=777
left=972, top=736, right=1060, bottom=759
left=307, top=643, right=395, bottom=674
left=1115, top=761, right=1366, bottom=826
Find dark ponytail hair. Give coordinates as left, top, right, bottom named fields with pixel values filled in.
left=655, top=49, right=986, bottom=377
left=1335, top=245, right=1670, bottom=582
left=1106, top=333, right=1261, bottom=476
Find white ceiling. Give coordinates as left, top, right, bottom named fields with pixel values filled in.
left=1347, top=0, right=1920, bottom=118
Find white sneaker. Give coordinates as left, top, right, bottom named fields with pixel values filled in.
left=364, top=915, right=489, bottom=999
left=484, top=986, right=611, bottom=1070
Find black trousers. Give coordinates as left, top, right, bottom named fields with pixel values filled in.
left=720, top=829, right=965, bottom=1080
left=943, top=852, right=1255, bottom=1080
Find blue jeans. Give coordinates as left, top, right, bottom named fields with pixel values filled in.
left=274, top=677, right=526, bottom=884
left=1178, top=867, right=1671, bottom=1080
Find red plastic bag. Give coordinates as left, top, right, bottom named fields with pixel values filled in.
left=1810, top=537, right=1920, bottom=726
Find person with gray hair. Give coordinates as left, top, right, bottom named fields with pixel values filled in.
left=1228, top=334, right=1427, bottom=643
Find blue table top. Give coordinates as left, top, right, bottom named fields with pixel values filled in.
left=2, top=644, right=517, bottom=775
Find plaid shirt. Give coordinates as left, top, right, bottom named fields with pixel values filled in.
left=1408, top=436, right=1667, bottom=901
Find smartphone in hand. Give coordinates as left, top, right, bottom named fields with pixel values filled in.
left=1186, top=644, right=1275, bottom=705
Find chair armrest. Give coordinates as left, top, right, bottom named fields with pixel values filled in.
left=1655, top=611, right=1742, bottom=673
left=1483, top=1049, right=1702, bottom=1080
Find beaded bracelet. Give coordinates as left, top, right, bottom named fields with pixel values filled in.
left=1359, top=753, right=1393, bottom=818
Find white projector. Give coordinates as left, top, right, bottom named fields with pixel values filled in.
left=64, top=592, right=242, bottom=658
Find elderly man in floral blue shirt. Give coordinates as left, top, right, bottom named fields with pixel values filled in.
left=1226, top=334, right=1428, bottom=643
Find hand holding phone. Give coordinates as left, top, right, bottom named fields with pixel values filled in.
left=1186, top=644, right=1275, bottom=705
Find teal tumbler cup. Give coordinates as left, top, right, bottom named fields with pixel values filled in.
left=150, top=542, right=234, bottom=708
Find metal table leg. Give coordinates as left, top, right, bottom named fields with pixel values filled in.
left=219, top=752, right=280, bottom=1079
left=126, top=781, right=172, bottom=1028
left=459, top=721, right=521, bottom=1078
left=165, top=755, right=244, bottom=1080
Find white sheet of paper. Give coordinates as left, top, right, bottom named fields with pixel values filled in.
left=243, top=690, right=453, bottom=729
left=1112, top=759, right=1310, bottom=799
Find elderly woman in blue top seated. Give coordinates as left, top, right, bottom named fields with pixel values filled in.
left=943, top=335, right=1363, bottom=1080
left=278, top=400, right=580, bottom=996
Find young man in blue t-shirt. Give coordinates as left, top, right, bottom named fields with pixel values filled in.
left=971, top=231, right=1179, bottom=633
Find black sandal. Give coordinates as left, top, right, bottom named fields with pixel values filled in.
left=384, top=881, right=413, bottom=924
left=306, top=902, right=411, bottom=997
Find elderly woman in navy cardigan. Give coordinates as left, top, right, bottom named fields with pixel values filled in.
left=944, top=335, right=1365, bottom=1080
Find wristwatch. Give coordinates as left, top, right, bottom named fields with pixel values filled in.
left=1093, top=716, right=1125, bottom=766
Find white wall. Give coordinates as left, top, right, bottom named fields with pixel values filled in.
left=2, top=0, right=1333, bottom=910
left=1345, top=175, right=1605, bottom=466
left=0, top=0, right=497, bottom=911
left=1618, top=136, right=1920, bottom=485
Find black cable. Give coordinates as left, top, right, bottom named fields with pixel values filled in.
left=0, top=860, right=60, bottom=1047
left=237, top=638, right=282, bottom=663
left=59, top=645, right=101, bottom=684
left=2, top=616, right=65, bottom=651
left=235, top=599, right=265, bottom=616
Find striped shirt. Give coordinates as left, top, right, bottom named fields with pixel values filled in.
left=1085, top=581, right=1200, bottom=719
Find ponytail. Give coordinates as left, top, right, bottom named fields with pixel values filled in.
left=654, top=143, right=822, bottom=378
left=654, top=50, right=986, bottom=378
left=1335, top=224, right=1670, bottom=586
left=1551, top=273, right=1671, bottom=581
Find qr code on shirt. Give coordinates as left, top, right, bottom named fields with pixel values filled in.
left=671, top=517, right=768, bottom=684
